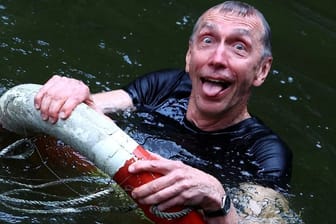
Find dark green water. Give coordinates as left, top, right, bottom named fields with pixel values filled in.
left=0, top=0, right=335, bottom=223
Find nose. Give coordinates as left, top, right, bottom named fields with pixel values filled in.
left=209, top=43, right=228, bottom=68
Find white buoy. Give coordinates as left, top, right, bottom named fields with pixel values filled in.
left=0, top=84, right=205, bottom=224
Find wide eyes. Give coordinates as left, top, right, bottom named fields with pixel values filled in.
left=201, top=36, right=213, bottom=45
left=232, top=42, right=248, bottom=56
left=197, top=35, right=249, bottom=56
left=233, top=43, right=246, bottom=51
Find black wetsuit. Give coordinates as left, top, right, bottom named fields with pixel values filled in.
left=121, top=69, right=292, bottom=191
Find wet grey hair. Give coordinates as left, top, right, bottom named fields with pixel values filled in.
left=190, top=1, right=272, bottom=58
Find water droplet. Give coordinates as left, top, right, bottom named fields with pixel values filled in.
left=12, top=37, right=22, bottom=43
left=98, top=41, right=106, bottom=49
left=272, top=69, right=279, bottom=75
left=315, top=141, right=322, bottom=149
left=289, top=96, right=298, bottom=101
left=1, top=15, right=9, bottom=21
left=37, top=40, right=49, bottom=46
left=123, top=55, right=132, bottom=64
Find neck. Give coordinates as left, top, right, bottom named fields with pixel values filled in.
left=186, top=106, right=251, bottom=132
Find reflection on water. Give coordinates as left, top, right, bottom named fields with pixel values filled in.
left=0, top=0, right=335, bottom=223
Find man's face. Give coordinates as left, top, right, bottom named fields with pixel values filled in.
left=186, top=10, right=272, bottom=119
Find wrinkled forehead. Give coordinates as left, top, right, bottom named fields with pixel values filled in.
left=190, top=6, right=266, bottom=43
left=198, top=8, right=265, bottom=34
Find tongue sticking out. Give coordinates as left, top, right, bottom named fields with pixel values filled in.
left=202, top=81, right=226, bottom=97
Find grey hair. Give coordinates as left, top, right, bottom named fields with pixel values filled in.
left=190, top=1, right=272, bottom=58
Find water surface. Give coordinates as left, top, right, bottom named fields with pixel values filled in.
left=0, top=0, right=335, bottom=223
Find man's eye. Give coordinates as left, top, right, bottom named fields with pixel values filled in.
left=202, top=37, right=213, bottom=44
left=234, top=43, right=246, bottom=51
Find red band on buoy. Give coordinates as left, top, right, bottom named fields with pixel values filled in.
left=113, top=145, right=205, bottom=224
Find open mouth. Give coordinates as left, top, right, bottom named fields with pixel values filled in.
left=200, top=77, right=232, bottom=97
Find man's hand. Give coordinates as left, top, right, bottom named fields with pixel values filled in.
left=34, top=75, right=97, bottom=123
left=128, top=153, right=225, bottom=212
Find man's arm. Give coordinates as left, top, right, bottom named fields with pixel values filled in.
left=229, top=183, right=301, bottom=223
left=91, top=90, right=134, bottom=114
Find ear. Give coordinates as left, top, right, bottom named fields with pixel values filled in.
left=253, top=56, right=273, bottom=87
left=185, top=43, right=192, bottom=72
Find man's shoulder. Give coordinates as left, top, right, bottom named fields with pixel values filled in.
left=145, top=69, right=191, bottom=91
left=123, top=69, right=191, bottom=110
left=141, top=68, right=188, bottom=80
left=223, top=117, right=292, bottom=189
left=236, top=117, right=291, bottom=155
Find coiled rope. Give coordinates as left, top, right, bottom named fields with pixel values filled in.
left=0, top=138, right=191, bottom=219
left=0, top=188, right=113, bottom=207
left=150, top=205, right=192, bottom=220
left=0, top=138, right=137, bottom=215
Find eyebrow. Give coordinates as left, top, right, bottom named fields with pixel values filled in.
left=231, top=28, right=251, bottom=37
left=198, top=22, right=252, bottom=37
left=198, top=22, right=217, bottom=33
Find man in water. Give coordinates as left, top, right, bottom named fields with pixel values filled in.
left=34, top=1, right=292, bottom=223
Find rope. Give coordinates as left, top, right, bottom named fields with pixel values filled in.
left=0, top=138, right=138, bottom=215
left=150, top=205, right=192, bottom=220
left=0, top=186, right=138, bottom=214
left=0, top=138, right=191, bottom=220
left=0, top=138, right=35, bottom=159
left=0, top=188, right=114, bottom=207
left=0, top=176, right=110, bottom=189
left=0, top=201, right=115, bottom=214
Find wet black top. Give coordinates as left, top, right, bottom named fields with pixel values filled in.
left=122, top=69, right=292, bottom=191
